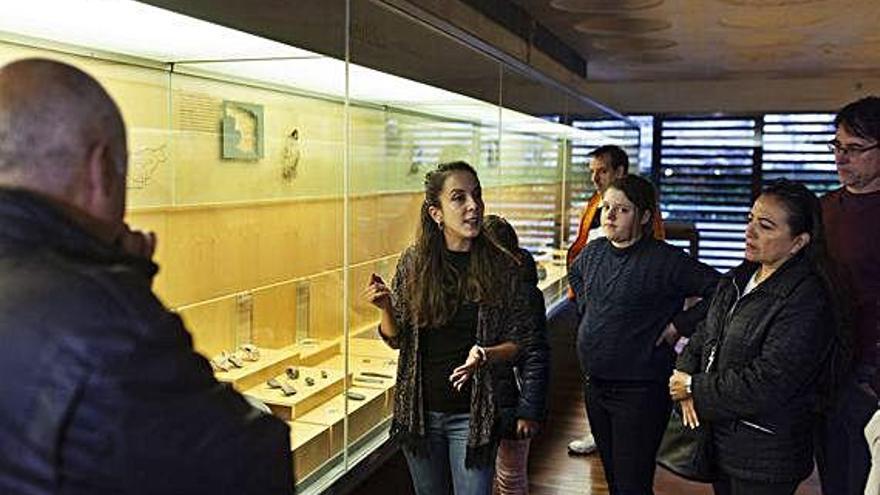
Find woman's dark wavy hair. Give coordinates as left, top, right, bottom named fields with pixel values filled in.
left=606, top=174, right=658, bottom=238
left=761, top=179, right=854, bottom=398
left=409, top=161, right=509, bottom=329
left=483, top=214, right=519, bottom=256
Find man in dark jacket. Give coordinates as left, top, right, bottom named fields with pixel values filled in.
left=0, top=58, right=292, bottom=494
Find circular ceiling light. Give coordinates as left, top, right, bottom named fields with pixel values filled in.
left=592, top=36, right=677, bottom=51
left=550, top=0, right=664, bottom=12
left=719, top=11, right=828, bottom=29
left=723, top=32, right=806, bottom=48
left=735, top=48, right=803, bottom=63
left=574, top=16, right=672, bottom=34
left=610, top=52, right=682, bottom=64
left=717, top=0, right=826, bottom=5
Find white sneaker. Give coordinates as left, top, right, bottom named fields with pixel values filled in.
left=567, top=434, right=597, bottom=455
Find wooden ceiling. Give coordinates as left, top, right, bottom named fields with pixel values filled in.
left=510, top=0, right=880, bottom=81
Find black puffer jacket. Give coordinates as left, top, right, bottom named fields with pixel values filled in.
left=0, top=189, right=292, bottom=494
left=494, top=249, right=550, bottom=424
left=678, top=255, right=833, bottom=483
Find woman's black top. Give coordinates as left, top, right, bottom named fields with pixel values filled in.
left=422, top=250, right=477, bottom=413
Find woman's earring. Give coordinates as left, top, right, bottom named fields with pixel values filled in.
left=437, top=221, right=444, bottom=231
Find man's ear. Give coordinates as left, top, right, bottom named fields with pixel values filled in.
left=81, top=140, right=123, bottom=224
left=88, top=142, right=118, bottom=193
left=640, top=209, right=651, bottom=226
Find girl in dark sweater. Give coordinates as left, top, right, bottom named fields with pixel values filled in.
left=569, top=175, right=719, bottom=495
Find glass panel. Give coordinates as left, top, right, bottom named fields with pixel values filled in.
left=346, top=0, right=504, bottom=473
left=147, top=2, right=348, bottom=488
left=499, top=68, right=639, bottom=304
left=2, top=0, right=347, bottom=489
left=0, top=1, right=631, bottom=491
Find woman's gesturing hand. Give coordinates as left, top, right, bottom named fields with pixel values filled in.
left=362, top=273, right=391, bottom=312
left=449, top=345, right=486, bottom=391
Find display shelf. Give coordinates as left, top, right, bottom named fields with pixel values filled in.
left=318, top=354, right=396, bottom=417
left=297, top=386, right=387, bottom=457
left=213, top=346, right=300, bottom=392
left=320, top=354, right=397, bottom=380
left=244, top=366, right=349, bottom=421
left=294, top=340, right=341, bottom=366
left=289, top=421, right=332, bottom=482
left=348, top=337, right=399, bottom=361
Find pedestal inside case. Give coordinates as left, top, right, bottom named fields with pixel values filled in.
left=244, top=366, right=349, bottom=421
left=288, top=421, right=331, bottom=482
left=297, top=386, right=387, bottom=455
left=213, top=346, right=301, bottom=392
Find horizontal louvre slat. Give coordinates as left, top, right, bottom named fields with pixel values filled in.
left=761, top=113, right=838, bottom=194
left=659, top=117, right=756, bottom=270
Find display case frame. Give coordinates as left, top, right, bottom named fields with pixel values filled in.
left=0, top=0, right=638, bottom=491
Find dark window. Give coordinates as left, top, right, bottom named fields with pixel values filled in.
left=762, top=113, right=838, bottom=193
left=656, top=116, right=758, bottom=270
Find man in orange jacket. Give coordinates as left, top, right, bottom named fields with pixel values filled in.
left=566, top=144, right=665, bottom=455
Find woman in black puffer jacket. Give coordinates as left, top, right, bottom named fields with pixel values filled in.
left=484, top=214, right=550, bottom=495
left=671, top=179, right=841, bottom=495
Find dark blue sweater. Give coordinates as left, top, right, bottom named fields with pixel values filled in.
left=569, top=237, right=720, bottom=382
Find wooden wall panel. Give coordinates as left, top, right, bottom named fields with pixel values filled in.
left=178, top=297, right=236, bottom=357
left=252, top=282, right=298, bottom=349
left=309, top=270, right=344, bottom=341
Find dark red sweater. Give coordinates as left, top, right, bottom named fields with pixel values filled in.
left=821, top=187, right=880, bottom=389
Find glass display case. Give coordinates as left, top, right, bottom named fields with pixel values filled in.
left=0, top=0, right=638, bottom=491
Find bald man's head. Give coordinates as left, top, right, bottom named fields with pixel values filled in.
left=0, top=58, right=127, bottom=221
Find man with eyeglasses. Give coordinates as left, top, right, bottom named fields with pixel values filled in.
left=816, top=96, right=880, bottom=495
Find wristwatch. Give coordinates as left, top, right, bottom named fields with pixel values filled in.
left=685, top=375, right=693, bottom=395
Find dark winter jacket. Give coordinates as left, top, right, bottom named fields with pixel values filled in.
left=678, top=255, right=833, bottom=483
left=0, top=188, right=292, bottom=495
left=494, top=249, right=550, bottom=425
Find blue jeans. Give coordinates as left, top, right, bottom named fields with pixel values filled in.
left=402, top=412, right=496, bottom=495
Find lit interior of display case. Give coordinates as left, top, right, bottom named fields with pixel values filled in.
left=0, top=0, right=630, bottom=489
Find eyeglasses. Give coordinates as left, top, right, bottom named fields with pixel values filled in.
left=827, top=140, right=880, bottom=156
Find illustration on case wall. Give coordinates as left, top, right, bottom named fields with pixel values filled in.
left=127, top=144, right=167, bottom=190
left=281, top=128, right=301, bottom=182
